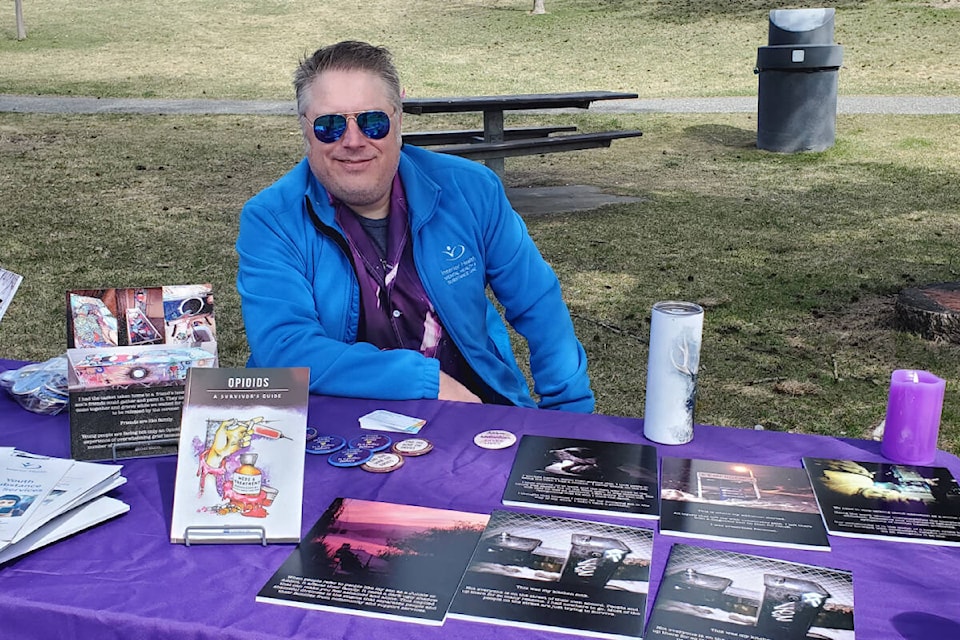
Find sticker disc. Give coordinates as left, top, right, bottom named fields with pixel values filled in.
left=327, top=447, right=373, bottom=467
left=361, top=452, right=405, bottom=473
left=473, top=429, right=517, bottom=450
left=348, top=433, right=392, bottom=452
left=306, top=434, right=346, bottom=455
left=391, top=438, right=434, bottom=457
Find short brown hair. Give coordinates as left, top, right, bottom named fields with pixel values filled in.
left=294, top=41, right=402, bottom=117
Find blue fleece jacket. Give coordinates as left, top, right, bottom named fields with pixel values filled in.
left=236, top=145, right=594, bottom=412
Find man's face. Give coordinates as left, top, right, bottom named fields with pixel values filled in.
left=301, top=69, right=402, bottom=218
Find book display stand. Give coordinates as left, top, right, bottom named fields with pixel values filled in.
left=110, top=438, right=178, bottom=462
left=183, top=524, right=268, bottom=547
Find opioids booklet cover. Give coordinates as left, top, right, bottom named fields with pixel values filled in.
left=645, top=544, right=854, bottom=640
left=659, top=457, right=830, bottom=550
left=66, top=284, right=219, bottom=461
left=501, top=435, right=659, bottom=520
left=169, top=367, right=309, bottom=545
left=256, top=498, right=490, bottom=625
left=803, top=457, right=960, bottom=547
left=448, top=509, right=654, bottom=639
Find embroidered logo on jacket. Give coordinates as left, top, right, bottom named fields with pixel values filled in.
left=440, top=244, right=477, bottom=286
left=442, top=244, right=466, bottom=261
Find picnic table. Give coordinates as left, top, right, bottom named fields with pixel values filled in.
left=401, top=91, right=642, bottom=176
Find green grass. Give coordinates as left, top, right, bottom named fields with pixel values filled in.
left=2, top=0, right=960, bottom=98
left=1, top=1, right=958, bottom=452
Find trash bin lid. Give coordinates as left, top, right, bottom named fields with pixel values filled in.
left=756, top=44, right=843, bottom=71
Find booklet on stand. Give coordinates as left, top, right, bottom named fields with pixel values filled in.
left=803, top=457, right=960, bottom=546
left=169, top=367, right=310, bottom=545
left=66, top=284, right=219, bottom=461
left=501, top=435, right=659, bottom=520
left=449, top=509, right=654, bottom=639
left=645, top=543, right=854, bottom=640
left=659, top=457, right=830, bottom=550
left=257, top=497, right=490, bottom=625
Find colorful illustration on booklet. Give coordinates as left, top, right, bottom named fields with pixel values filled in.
left=658, top=458, right=830, bottom=550
left=65, top=285, right=218, bottom=392
left=808, top=459, right=960, bottom=508
left=162, top=285, right=217, bottom=346
left=803, top=458, right=960, bottom=546
left=170, top=367, right=308, bottom=543
left=193, top=417, right=287, bottom=518
left=257, top=498, right=489, bottom=624
left=0, top=494, right=30, bottom=518
left=295, top=498, right=487, bottom=582
left=646, top=544, right=854, bottom=640
left=661, top=459, right=820, bottom=515
left=67, top=285, right=217, bottom=351
left=67, top=346, right=216, bottom=390
left=69, top=293, right=119, bottom=348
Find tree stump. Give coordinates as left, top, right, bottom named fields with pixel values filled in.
left=895, top=281, right=960, bottom=343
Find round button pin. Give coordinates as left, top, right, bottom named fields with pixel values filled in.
left=306, top=434, right=346, bottom=455
left=348, top=434, right=393, bottom=452
left=473, top=429, right=517, bottom=450
left=391, top=438, right=434, bottom=457
left=361, top=452, right=405, bottom=473
left=327, top=447, right=373, bottom=467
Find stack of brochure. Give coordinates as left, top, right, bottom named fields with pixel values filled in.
left=0, top=448, right=129, bottom=564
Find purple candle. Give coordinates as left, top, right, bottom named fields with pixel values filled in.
left=881, top=370, right=946, bottom=465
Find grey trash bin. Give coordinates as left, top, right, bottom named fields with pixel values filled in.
left=755, top=8, right=844, bottom=152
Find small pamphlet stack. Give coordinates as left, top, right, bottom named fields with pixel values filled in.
left=0, top=448, right=129, bottom=564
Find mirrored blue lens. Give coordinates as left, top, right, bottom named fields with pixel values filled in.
left=313, top=114, right=347, bottom=143
left=355, top=111, right=391, bottom=140
left=312, top=111, right=391, bottom=143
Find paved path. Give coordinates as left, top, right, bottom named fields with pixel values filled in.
left=1, top=94, right=959, bottom=115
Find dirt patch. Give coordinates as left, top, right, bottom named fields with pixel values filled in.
left=773, top=380, right=820, bottom=396
left=816, top=294, right=899, bottom=335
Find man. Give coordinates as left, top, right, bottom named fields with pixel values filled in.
left=236, top=41, right=593, bottom=412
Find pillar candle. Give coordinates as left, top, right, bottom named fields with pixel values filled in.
left=881, top=369, right=945, bottom=466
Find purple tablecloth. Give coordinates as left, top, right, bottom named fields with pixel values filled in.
left=1, top=358, right=958, bottom=639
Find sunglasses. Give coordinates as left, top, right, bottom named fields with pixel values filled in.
left=311, top=110, right=392, bottom=143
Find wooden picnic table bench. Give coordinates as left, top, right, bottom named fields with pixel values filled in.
left=402, top=125, right=577, bottom=146
left=427, top=130, right=643, bottom=161
left=401, top=91, right=640, bottom=176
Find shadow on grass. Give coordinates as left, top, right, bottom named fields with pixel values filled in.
left=682, top=124, right=756, bottom=149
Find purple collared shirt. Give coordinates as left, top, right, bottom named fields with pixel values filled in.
left=334, top=174, right=494, bottom=401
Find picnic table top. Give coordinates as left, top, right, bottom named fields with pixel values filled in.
left=401, top=90, right=638, bottom=114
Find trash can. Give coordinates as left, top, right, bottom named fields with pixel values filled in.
left=755, top=8, right=844, bottom=152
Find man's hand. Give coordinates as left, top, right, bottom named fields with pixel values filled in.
left=438, top=371, right=482, bottom=404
